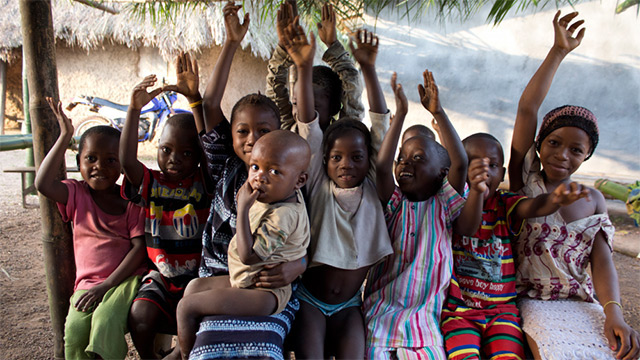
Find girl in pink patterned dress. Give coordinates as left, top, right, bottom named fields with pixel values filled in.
left=508, top=10, right=639, bottom=360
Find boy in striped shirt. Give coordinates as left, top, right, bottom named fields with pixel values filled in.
left=441, top=133, right=588, bottom=360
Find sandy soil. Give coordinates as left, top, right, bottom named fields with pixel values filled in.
left=1, top=147, right=639, bottom=359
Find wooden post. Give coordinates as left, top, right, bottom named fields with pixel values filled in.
left=0, top=60, right=6, bottom=135
left=19, top=1, right=75, bottom=358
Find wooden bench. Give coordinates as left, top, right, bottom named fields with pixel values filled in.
left=3, top=166, right=79, bottom=209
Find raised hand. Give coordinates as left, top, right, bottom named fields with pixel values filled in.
left=276, top=0, right=296, bottom=48
left=163, top=52, right=199, bottom=99
left=282, top=18, right=316, bottom=68
left=468, top=157, right=489, bottom=194
left=46, top=97, right=74, bottom=137
left=317, top=3, right=337, bottom=47
left=130, top=75, right=162, bottom=111
left=551, top=181, right=590, bottom=206
left=349, top=29, right=378, bottom=69
left=223, top=1, right=250, bottom=44
left=418, top=69, right=444, bottom=115
left=552, top=10, right=585, bottom=55
left=390, top=72, right=407, bottom=123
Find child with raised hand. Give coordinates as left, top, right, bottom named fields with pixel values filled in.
left=286, top=26, right=393, bottom=359
left=175, top=130, right=311, bottom=358
left=364, top=69, right=468, bottom=360
left=35, top=98, right=147, bottom=360
left=508, top=11, right=640, bottom=360
left=174, top=2, right=307, bottom=359
left=120, top=74, right=211, bottom=359
left=441, top=133, right=590, bottom=360
left=266, top=1, right=364, bottom=132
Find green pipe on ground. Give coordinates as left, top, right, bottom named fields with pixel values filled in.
left=0, top=134, right=80, bottom=151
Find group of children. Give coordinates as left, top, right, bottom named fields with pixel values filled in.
left=34, top=1, right=639, bottom=359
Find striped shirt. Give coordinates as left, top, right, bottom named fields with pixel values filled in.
left=364, top=180, right=466, bottom=349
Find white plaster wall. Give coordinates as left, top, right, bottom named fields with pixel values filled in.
left=363, top=0, right=640, bottom=182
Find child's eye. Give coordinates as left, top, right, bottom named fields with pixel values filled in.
left=184, top=151, right=192, bottom=157
left=86, top=155, right=97, bottom=162
left=353, top=155, right=364, bottom=162
left=161, top=146, right=170, bottom=153
left=331, top=155, right=342, bottom=162
left=236, top=129, right=248, bottom=135
left=571, top=147, right=584, bottom=154
left=250, top=164, right=259, bottom=171
left=413, top=155, right=424, bottom=161
left=259, top=128, right=271, bottom=135
left=397, top=156, right=404, bottom=162
left=489, top=163, right=499, bottom=169
left=269, top=169, right=280, bottom=175
left=547, top=140, right=558, bottom=146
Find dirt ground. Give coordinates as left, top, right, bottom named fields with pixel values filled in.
left=1, top=147, right=639, bottom=360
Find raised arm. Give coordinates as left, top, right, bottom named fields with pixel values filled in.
left=418, top=69, right=467, bottom=194
left=318, top=4, right=364, bottom=121
left=202, top=1, right=249, bottom=133
left=509, top=11, right=585, bottom=192
left=35, top=98, right=73, bottom=204
left=349, top=29, right=387, bottom=114
left=120, top=75, right=163, bottom=188
left=266, top=0, right=296, bottom=129
left=163, top=52, right=204, bottom=133
left=282, top=18, right=316, bottom=124
left=377, top=73, right=407, bottom=204
left=453, top=158, right=488, bottom=236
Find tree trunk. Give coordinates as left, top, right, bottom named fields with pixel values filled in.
left=19, top=1, right=75, bottom=358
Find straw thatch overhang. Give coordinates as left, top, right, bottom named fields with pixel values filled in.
left=0, top=0, right=278, bottom=63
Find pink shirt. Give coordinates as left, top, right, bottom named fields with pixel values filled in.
left=58, top=180, right=146, bottom=291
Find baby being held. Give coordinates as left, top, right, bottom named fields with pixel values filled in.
left=175, top=130, right=311, bottom=358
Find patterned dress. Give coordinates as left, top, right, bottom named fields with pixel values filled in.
left=516, top=145, right=616, bottom=360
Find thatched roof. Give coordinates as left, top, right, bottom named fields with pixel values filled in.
left=0, top=0, right=278, bottom=63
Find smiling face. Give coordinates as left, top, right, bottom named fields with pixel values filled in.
left=539, top=126, right=590, bottom=184
left=232, top=105, right=281, bottom=166
left=325, top=129, right=370, bottom=189
left=157, top=124, right=200, bottom=183
left=248, top=131, right=309, bottom=204
left=77, top=133, right=121, bottom=191
left=463, top=136, right=505, bottom=200
left=395, top=137, right=448, bottom=201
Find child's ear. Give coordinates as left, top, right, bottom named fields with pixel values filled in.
left=295, top=171, right=309, bottom=189
left=76, top=154, right=80, bottom=169
left=500, top=166, right=506, bottom=182
left=440, top=167, right=449, bottom=179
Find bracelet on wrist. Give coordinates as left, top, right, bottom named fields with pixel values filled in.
left=189, top=99, right=203, bottom=108
left=603, top=300, right=623, bottom=312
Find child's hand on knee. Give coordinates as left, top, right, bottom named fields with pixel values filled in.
left=604, top=313, right=640, bottom=360
left=74, top=283, right=109, bottom=313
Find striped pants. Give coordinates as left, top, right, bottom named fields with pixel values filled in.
left=441, top=306, right=524, bottom=360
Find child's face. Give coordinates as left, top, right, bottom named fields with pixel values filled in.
left=395, top=137, right=446, bottom=201
left=539, top=126, right=590, bottom=183
left=249, top=144, right=306, bottom=204
left=326, top=130, right=369, bottom=189
left=290, top=83, right=332, bottom=132
left=77, top=134, right=121, bottom=191
left=232, top=106, right=280, bottom=166
left=157, top=124, right=200, bottom=183
left=464, top=137, right=505, bottom=200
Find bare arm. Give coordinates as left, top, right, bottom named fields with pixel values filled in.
left=120, top=75, right=162, bottom=188
left=377, top=73, right=407, bottom=204
left=418, top=69, right=467, bottom=194
left=454, top=158, right=488, bottom=236
left=35, top=98, right=72, bottom=204
left=509, top=11, right=585, bottom=192
left=202, top=1, right=249, bottom=133
left=283, top=17, right=316, bottom=124
left=591, top=228, right=640, bottom=360
left=513, top=181, right=590, bottom=225
left=235, top=180, right=262, bottom=265
left=350, top=29, right=387, bottom=114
